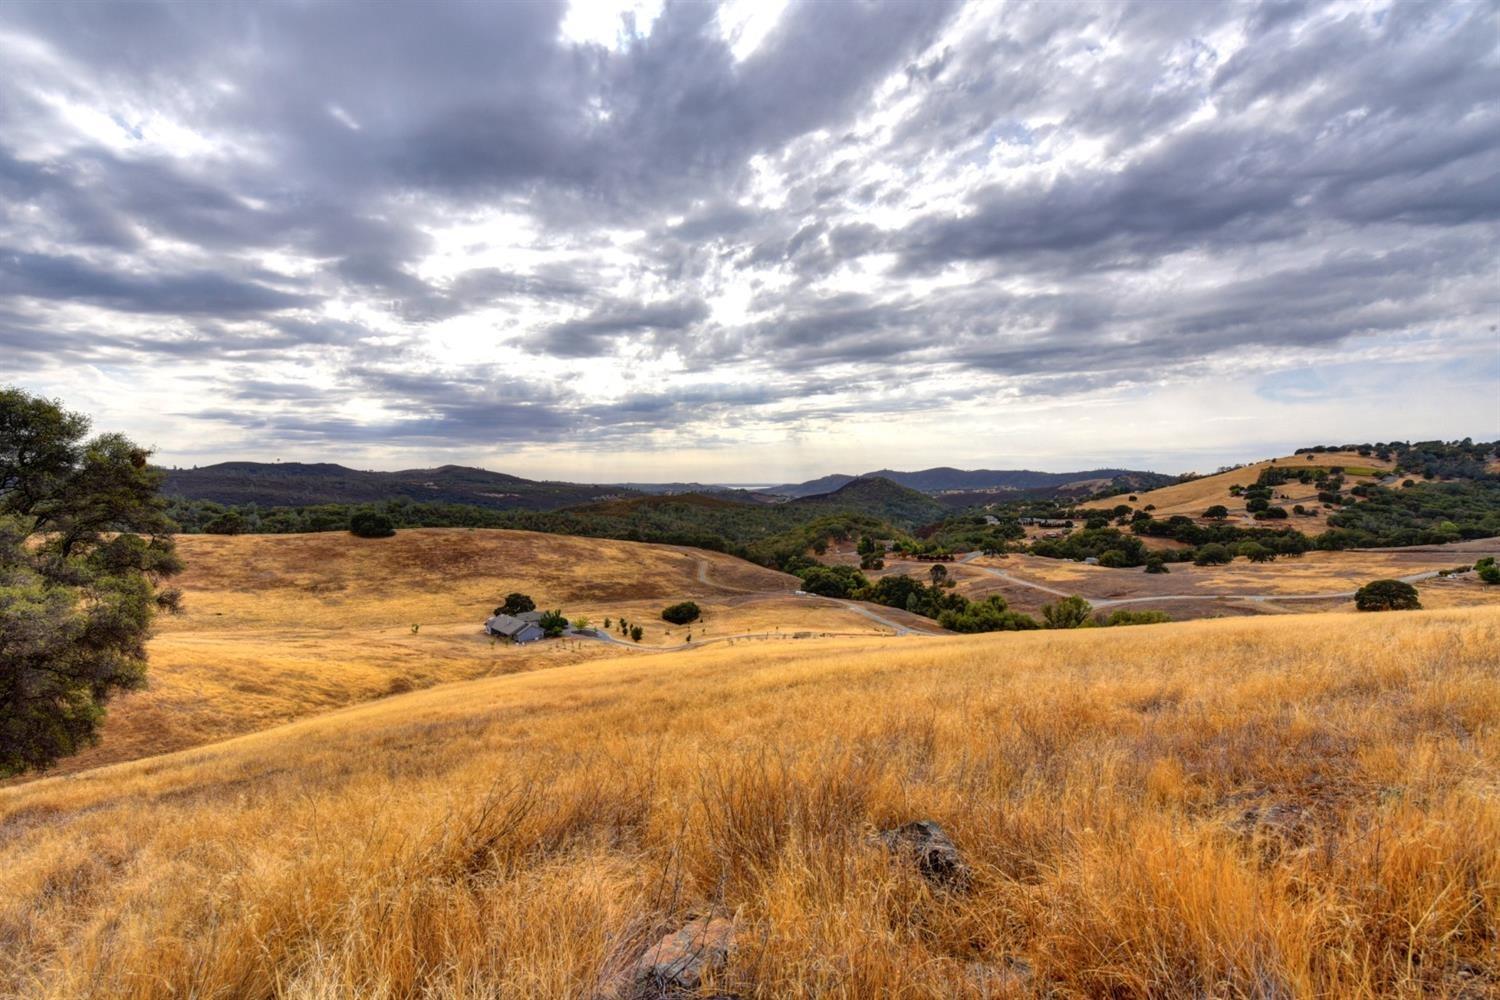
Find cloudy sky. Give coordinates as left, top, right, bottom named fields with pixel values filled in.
left=2, top=0, right=1496, bottom=482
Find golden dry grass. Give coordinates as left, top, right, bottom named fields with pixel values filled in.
left=34, top=529, right=901, bottom=778
left=1083, top=452, right=1393, bottom=530
left=2, top=607, right=1496, bottom=998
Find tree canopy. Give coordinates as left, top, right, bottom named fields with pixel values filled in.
left=1, top=388, right=181, bottom=777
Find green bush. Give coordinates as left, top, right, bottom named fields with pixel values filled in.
left=1101, top=609, right=1171, bottom=627
left=661, top=601, right=701, bottom=625
left=1479, top=564, right=1500, bottom=585
left=349, top=510, right=395, bottom=538
left=1354, top=579, right=1421, bottom=612
left=1144, top=557, right=1169, bottom=574
left=538, top=609, right=569, bottom=637
left=1041, top=595, right=1093, bottom=629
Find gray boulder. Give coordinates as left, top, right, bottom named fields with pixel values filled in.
left=878, top=819, right=970, bottom=887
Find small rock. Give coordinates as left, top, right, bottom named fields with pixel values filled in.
left=965, top=957, right=1033, bottom=997
left=878, top=819, right=970, bottom=887
left=1229, top=802, right=1312, bottom=843
left=623, top=916, right=736, bottom=999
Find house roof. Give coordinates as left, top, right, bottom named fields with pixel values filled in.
left=486, top=613, right=536, bottom=637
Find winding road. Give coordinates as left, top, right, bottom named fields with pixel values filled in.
left=955, top=552, right=1458, bottom=608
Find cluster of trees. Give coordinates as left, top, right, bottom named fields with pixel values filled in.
left=1295, top=439, right=1498, bottom=480
left=913, top=513, right=1026, bottom=557
left=808, top=567, right=1170, bottom=633
left=1318, top=481, right=1500, bottom=548
left=1032, top=527, right=1150, bottom=566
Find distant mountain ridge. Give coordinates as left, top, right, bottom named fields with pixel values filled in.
left=162, top=461, right=1172, bottom=514
left=162, top=462, right=641, bottom=512
left=765, top=466, right=1171, bottom=498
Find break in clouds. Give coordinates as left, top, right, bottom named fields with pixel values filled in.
left=1, top=0, right=1497, bottom=477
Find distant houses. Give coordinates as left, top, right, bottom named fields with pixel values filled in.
left=485, top=610, right=546, bottom=643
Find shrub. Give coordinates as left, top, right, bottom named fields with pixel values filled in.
left=629, top=625, right=644, bottom=642
left=538, top=610, right=569, bottom=637
left=1203, top=505, right=1228, bottom=520
left=348, top=510, right=395, bottom=538
left=1479, top=564, right=1500, bottom=585
left=1354, top=579, right=1421, bottom=612
left=1101, top=609, right=1171, bottom=627
left=661, top=601, right=701, bottom=625
left=1041, top=595, right=1093, bottom=629
left=1144, top=557, right=1169, bottom=574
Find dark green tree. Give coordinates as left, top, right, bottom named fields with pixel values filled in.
left=495, top=593, right=535, bottom=616
left=661, top=601, right=701, bottom=625
left=1, top=388, right=182, bottom=777
left=348, top=509, right=395, bottom=538
left=1203, top=505, right=1229, bottom=520
left=1194, top=543, right=1233, bottom=566
left=1354, top=579, right=1421, bottom=612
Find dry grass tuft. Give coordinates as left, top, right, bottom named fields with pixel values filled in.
left=2, top=606, right=1497, bottom=997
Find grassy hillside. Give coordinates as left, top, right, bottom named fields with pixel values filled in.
left=3, top=608, right=1496, bottom=997
left=25, top=530, right=925, bottom=778
left=1083, top=452, right=1395, bottom=529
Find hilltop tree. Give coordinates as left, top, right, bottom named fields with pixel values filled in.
left=1, top=388, right=182, bottom=777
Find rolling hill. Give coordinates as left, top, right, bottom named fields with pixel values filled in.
left=1081, top=452, right=1398, bottom=530
left=788, top=475, right=948, bottom=526
left=17, top=528, right=921, bottom=779
left=767, top=466, right=1171, bottom=499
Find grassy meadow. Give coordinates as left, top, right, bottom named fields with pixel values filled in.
left=34, top=529, right=913, bottom=778
left=2, top=606, right=1496, bottom=998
